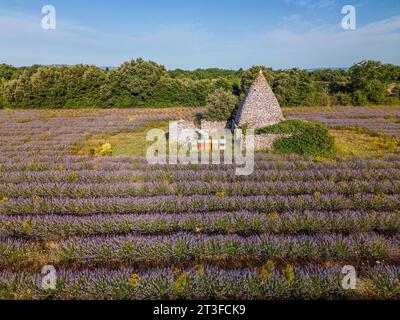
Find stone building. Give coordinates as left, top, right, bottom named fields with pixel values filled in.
left=235, top=69, right=284, bottom=129
left=175, top=70, right=286, bottom=151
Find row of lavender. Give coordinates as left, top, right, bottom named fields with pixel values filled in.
left=1, top=211, right=398, bottom=240
left=0, top=108, right=399, bottom=299
left=1, top=168, right=399, bottom=183
left=2, top=233, right=399, bottom=266
left=2, top=157, right=400, bottom=169
left=288, top=107, right=400, bottom=136
left=1, top=194, right=399, bottom=215
left=1, top=266, right=399, bottom=300
left=1, top=180, right=399, bottom=198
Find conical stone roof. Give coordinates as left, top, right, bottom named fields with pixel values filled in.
left=235, top=70, right=284, bottom=129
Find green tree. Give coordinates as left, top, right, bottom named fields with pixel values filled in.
left=111, top=58, right=168, bottom=107
left=272, top=72, right=296, bottom=106
left=239, top=66, right=274, bottom=98
left=364, top=79, right=386, bottom=104
left=335, top=92, right=353, bottom=106
left=0, top=64, right=16, bottom=80
left=3, top=71, right=32, bottom=108
left=205, top=89, right=238, bottom=121
left=63, top=65, right=105, bottom=107
left=350, top=61, right=384, bottom=90
left=349, top=60, right=390, bottom=104
left=352, top=90, right=368, bottom=106
left=273, top=69, right=315, bottom=106
left=30, top=66, right=66, bottom=108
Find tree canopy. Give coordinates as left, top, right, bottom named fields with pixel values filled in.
left=0, top=59, right=399, bottom=109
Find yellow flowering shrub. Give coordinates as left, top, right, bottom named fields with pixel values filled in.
left=174, top=272, right=189, bottom=294
left=267, top=211, right=279, bottom=220
left=99, top=143, right=112, bottom=156
left=21, top=219, right=32, bottom=234
left=259, top=260, right=276, bottom=280
left=129, top=273, right=140, bottom=288
left=283, top=264, right=295, bottom=285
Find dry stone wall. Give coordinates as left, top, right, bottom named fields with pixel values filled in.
left=200, top=120, right=230, bottom=131
left=240, top=133, right=290, bottom=151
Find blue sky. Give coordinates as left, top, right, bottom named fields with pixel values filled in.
left=1, top=0, right=400, bottom=69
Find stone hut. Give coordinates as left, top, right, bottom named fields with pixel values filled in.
left=235, top=70, right=284, bottom=129
left=186, top=69, right=287, bottom=151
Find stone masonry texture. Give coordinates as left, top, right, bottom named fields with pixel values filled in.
left=235, top=70, right=284, bottom=129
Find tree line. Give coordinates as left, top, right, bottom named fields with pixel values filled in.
left=0, top=58, right=399, bottom=109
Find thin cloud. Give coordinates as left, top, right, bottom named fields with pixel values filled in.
left=253, top=15, right=400, bottom=69
left=283, top=0, right=336, bottom=9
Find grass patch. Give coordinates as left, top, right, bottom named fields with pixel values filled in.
left=331, top=126, right=400, bottom=155
left=74, top=120, right=170, bottom=157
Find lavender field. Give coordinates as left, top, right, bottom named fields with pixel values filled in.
left=287, top=107, right=400, bottom=137
left=0, top=107, right=399, bottom=300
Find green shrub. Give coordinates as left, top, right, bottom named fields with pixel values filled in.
left=257, top=119, right=335, bottom=156
left=352, top=90, right=368, bottom=106
left=150, top=77, right=213, bottom=107
left=204, top=89, right=238, bottom=121
left=365, top=79, right=386, bottom=104
left=335, top=93, right=353, bottom=106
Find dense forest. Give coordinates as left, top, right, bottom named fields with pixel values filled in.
left=0, top=58, right=399, bottom=109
